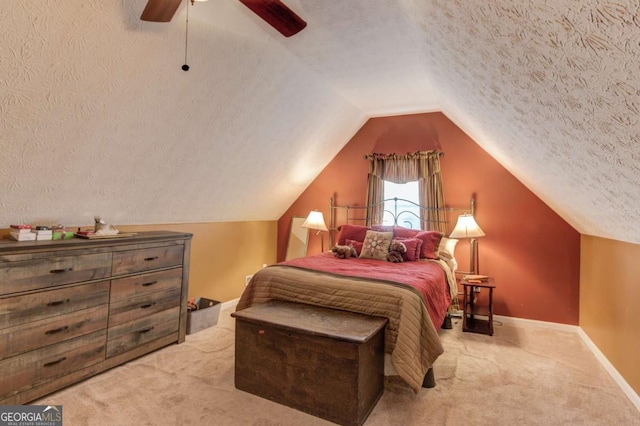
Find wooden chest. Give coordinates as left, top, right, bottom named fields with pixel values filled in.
left=232, top=301, right=387, bottom=426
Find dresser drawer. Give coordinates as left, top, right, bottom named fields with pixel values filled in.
left=1, top=305, right=108, bottom=360
left=106, top=307, right=180, bottom=358
left=110, top=268, right=183, bottom=303
left=0, top=281, right=110, bottom=330
left=108, top=287, right=181, bottom=327
left=0, top=253, right=112, bottom=295
left=0, top=330, right=106, bottom=400
left=111, top=245, right=184, bottom=276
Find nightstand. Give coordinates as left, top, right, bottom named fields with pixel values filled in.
left=461, top=279, right=495, bottom=336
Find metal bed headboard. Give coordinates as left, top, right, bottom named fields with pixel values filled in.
left=328, top=196, right=475, bottom=247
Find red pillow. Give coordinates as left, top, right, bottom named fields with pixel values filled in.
left=345, top=239, right=364, bottom=256
left=371, top=224, right=394, bottom=233
left=393, top=226, right=419, bottom=239
left=414, top=231, right=444, bottom=259
left=337, top=224, right=369, bottom=245
left=393, top=237, right=422, bottom=262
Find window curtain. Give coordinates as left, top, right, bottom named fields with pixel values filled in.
left=363, top=155, right=385, bottom=226
left=418, top=152, right=448, bottom=233
left=363, top=151, right=447, bottom=232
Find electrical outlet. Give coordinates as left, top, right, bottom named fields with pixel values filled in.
left=473, top=286, right=481, bottom=293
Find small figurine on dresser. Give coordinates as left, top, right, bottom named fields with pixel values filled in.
left=94, top=216, right=119, bottom=236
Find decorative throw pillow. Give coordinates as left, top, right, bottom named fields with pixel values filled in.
left=359, top=231, right=393, bottom=260
left=345, top=239, right=364, bottom=256
left=337, top=224, right=369, bottom=245
left=371, top=224, right=394, bottom=233
left=393, top=226, right=419, bottom=239
left=393, top=237, right=423, bottom=262
left=415, top=230, right=444, bottom=259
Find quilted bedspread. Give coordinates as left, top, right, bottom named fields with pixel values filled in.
left=235, top=254, right=455, bottom=393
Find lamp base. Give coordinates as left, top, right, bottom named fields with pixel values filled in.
left=469, top=238, right=480, bottom=275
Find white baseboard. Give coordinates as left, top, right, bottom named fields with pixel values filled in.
left=495, top=314, right=639, bottom=412
left=221, top=298, right=239, bottom=311
left=494, top=314, right=579, bottom=332
left=577, top=328, right=640, bottom=412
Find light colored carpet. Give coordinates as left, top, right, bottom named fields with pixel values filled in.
left=37, top=305, right=640, bottom=425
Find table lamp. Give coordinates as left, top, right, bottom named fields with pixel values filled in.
left=302, top=210, right=329, bottom=253
left=449, top=213, right=485, bottom=275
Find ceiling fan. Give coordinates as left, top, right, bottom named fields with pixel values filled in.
left=140, top=0, right=307, bottom=37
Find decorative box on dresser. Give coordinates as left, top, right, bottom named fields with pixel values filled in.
left=0, top=231, right=192, bottom=404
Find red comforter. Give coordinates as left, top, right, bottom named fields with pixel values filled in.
left=281, top=252, right=452, bottom=330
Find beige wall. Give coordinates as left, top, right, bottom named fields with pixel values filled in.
left=580, top=235, right=640, bottom=395
left=115, top=221, right=277, bottom=303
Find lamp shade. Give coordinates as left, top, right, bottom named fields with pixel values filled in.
left=449, top=214, right=485, bottom=239
left=301, top=211, right=328, bottom=232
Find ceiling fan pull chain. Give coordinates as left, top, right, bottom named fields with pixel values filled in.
left=182, top=0, right=191, bottom=71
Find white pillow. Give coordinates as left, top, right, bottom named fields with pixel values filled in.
left=438, top=237, right=458, bottom=271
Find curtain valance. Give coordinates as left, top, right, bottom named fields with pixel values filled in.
left=363, top=151, right=443, bottom=183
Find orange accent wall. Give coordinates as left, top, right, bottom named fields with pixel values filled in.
left=278, top=112, right=580, bottom=324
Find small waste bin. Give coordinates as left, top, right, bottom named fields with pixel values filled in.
left=186, top=297, right=221, bottom=334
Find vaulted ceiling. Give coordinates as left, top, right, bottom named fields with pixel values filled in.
left=1, top=1, right=639, bottom=243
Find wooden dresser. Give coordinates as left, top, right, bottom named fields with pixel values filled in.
left=0, top=231, right=192, bottom=404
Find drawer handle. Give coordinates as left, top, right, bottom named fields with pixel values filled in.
left=142, top=281, right=158, bottom=287
left=138, top=326, right=154, bottom=334
left=144, top=256, right=159, bottom=262
left=43, top=357, right=67, bottom=367
left=47, top=299, right=71, bottom=307
left=50, top=267, right=73, bottom=274
left=140, top=303, right=156, bottom=309
left=45, top=326, right=69, bottom=335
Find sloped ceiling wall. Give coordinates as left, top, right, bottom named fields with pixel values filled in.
left=1, top=1, right=639, bottom=244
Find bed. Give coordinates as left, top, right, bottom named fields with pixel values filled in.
left=236, top=198, right=466, bottom=393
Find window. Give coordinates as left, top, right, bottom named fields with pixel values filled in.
left=382, top=180, right=420, bottom=229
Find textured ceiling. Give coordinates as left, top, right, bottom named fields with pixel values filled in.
left=1, top=1, right=639, bottom=244
left=409, top=0, right=640, bottom=244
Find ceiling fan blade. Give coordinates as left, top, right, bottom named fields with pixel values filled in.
left=239, top=0, right=307, bottom=37
left=140, top=0, right=183, bottom=22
